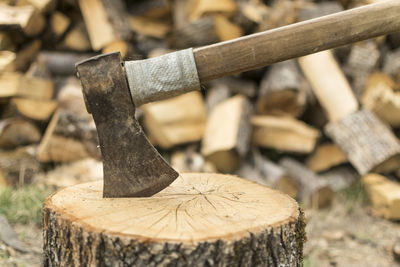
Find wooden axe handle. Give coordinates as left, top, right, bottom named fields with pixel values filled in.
left=194, top=0, right=400, bottom=82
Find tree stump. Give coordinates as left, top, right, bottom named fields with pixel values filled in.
left=43, top=173, right=306, bottom=266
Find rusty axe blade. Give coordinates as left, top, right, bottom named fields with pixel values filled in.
left=76, top=52, right=178, bottom=198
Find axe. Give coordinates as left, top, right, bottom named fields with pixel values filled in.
left=76, top=1, right=400, bottom=198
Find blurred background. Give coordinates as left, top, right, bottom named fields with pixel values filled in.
left=1, top=0, right=400, bottom=266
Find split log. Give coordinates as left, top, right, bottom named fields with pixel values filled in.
left=58, top=23, right=91, bottom=52
left=0, top=4, right=45, bottom=37
left=43, top=173, right=306, bottom=266
left=171, top=149, right=216, bottom=173
left=251, top=115, right=320, bottom=153
left=56, top=77, right=89, bottom=116
left=37, top=109, right=98, bottom=163
left=361, top=72, right=400, bottom=127
left=320, top=166, right=359, bottom=192
left=15, top=39, right=41, bottom=71
left=280, top=158, right=334, bottom=209
left=78, top=0, right=130, bottom=51
left=252, top=149, right=298, bottom=198
left=0, top=32, right=13, bottom=51
left=188, top=0, right=237, bottom=21
left=168, top=16, right=219, bottom=49
left=362, top=173, right=400, bottom=220
left=212, top=14, right=243, bottom=41
left=0, top=51, right=16, bottom=72
left=306, top=143, right=347, bottom=172
left=201, top=95, right=252, bottom=172
left=299, top=50, right=400, bottom=175
left=205, top=81, right=231, bottom=112
left=129, top=15, right=171, bottom=39
left=48, top=11, right=70, bottom=41
left=0, top=118, right=41, bottom=148
left=256, top=60, right=307, bottom=117
left=17, top=0, right=56, bottom=14
left=383, top=48, right=400, bottom=77
left=4, top=97, right=57, bottom=121
left=325, top=109, right=400, bottom=175
left=142, top=91, right=206, bottom=149
left=343, top=41, right=380, bottom=97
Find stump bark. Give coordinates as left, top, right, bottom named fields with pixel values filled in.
left=43, top=173, right=305, bottom=266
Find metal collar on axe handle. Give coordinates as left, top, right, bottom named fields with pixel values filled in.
left=76, top=1, right=400, bottom=198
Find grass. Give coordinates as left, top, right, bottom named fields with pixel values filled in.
left=0, top=184, right=54, bottom=226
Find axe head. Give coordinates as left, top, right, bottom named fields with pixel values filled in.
left=76, top=52, right=179, bottom=198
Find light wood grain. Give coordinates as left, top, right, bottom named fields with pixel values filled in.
left=193, top=0, right=400, bottom=82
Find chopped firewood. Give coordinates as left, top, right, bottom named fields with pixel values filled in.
left=0, top=146, right=40, bottom=185
left=344, top=41, right=380, bottom=97
left=102, top=40, right=132, bottom=59
left=168, top=16, right=219, bottom=48
left=306, top=143, right=347, bottom=172
left=0, top=50, right=16, bottom=72
left=15, top=39, right=41, bottom=71
left=252, top=149, right=298, bottom=198
left=201, top=95, right=252, bottom=172
left=0, top=72, right=54, bottom=100
left=37, top=109, right=98, bottom=163
left=142, top=91, right=207, bottom=149
left=213, top=14, right=243, bottom=41
left=299, top=50, right=359, bottom=123
left=129, top=16, right=171, bottom=39
left=320, top=166, right=359, bottom=191
left=128, top=0, right=170, bottom=19
left=362, top=173, right=400, bottom=220
left=171, top=149, right=216, bottom=173
left=361, top=72, right=400, bottom=127
left=78, top=0, right=130, bottom=51
left=35, top=158, right=103, bottom=188
left=0, top=118, right=41, bottom=148
left=325, top=109, right=400, bottom=175
left=256, top=60, right=307, bottom=117
left=388, top=32, right=400, bottom=49
left=5, top=98, right=57, bottom=121
left=236, top=0, right=269, bottom=25
left=172, top=0, right=188, bottom=29
left=0, top=4, right=45, bottom=37
left=251, top=115, right=320, bottom=153
left=59, top=23, right=91, bottom=52
left=49, top=11, right=70, bottom=40
left=300, top=50, right=400, bottom=175
left=280, top=157, right=334, bottom=209
left=257, top=0, right=299, bottom=31
left=188, top=0, right=237, bottom=21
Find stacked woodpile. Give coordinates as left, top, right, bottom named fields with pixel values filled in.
left=1, top=0, right=400, bottom=218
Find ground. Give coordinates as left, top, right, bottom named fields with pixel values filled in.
left=0, top=183, right=399, bottom=266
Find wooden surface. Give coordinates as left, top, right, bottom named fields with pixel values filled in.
left=43, top=173, right=305, bottom=266
left=298, top=50, right=358, bottom=122
left=193, top=0, right=400, bottom=82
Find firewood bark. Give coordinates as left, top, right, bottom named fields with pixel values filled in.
left=201, top=95, right=252, bottom=172
left=280, top=158, right=334, bottom=209
left=43, top=173, right=306, bottom=267
left=325, top=109, right=400, bottom=175
left=361, top=72, right=400, bottom=127
left=320, top=166, right=359, bottom=192
left=251, top=115, right=320, bottom=153
left=256, top=60, right=307, bottom=117
left=142, top=91, right=206, bottom=149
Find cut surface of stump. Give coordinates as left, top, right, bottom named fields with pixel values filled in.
left=43, top=173, right=305, bottom=266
